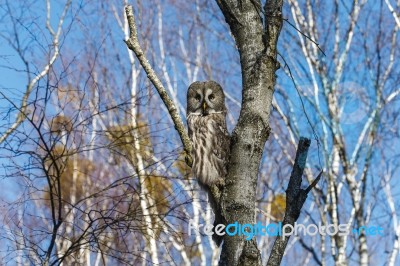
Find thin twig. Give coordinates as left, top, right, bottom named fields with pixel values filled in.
left=283, top=18, right=326, bottom=56
left=278, top=53, right=323, bottom=171
left=305, top=170, right=323, bottom=193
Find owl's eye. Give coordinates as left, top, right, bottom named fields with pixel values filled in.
left=195, top=94, right=201, bottom=101
left=209, top=94, right=215, bottom=100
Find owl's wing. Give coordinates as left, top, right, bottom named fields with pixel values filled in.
left=211, top=114, right=230, bottom=176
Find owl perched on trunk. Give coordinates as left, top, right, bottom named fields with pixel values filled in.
left=186, top=81, right=230, bottom=246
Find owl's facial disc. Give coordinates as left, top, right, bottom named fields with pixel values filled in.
left=187, top=81, right=225, bottom=116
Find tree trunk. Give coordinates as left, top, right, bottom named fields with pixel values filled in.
left=216, top=1, right=283, bottom=265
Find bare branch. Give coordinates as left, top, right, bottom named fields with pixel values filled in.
left=384, top=0, right=400, bottom=28
left=123, top=5, right=192, bottom=165
left=267, top=137, right=322, bottom=266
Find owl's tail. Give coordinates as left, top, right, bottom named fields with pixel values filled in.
left=203, top=184, right=225, bottom=247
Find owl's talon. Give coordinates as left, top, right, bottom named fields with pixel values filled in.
left=215, top=179, right=225, bottom=188
left=224, top=180, right=234, bottom=186
left=184, top=155, right=193, bottom=167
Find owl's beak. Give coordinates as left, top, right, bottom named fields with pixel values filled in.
left=202, top=101, right=207, bottom=112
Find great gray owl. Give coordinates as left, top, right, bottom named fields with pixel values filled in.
left=186, top=80, right=230, bottom=246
